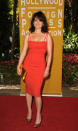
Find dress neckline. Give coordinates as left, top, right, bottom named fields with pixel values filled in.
left=28, top=32, right=48, bottom=42
left=28, top=40, right=47, bottom=43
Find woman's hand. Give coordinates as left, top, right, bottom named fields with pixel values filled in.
left=16, top=33, right=29, bottom=76
left=43, top=68, right=49, bottom=78
left=17, top=64, right=22, bottom=76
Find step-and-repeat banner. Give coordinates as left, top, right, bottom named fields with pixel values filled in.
left=19, top=0, right=64, bottom=95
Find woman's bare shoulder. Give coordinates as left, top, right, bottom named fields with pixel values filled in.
left=47, top=32, right=51, bottom=37
left=47, top=32, right=52, bottom=40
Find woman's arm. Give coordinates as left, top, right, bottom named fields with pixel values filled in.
left=46, top=33, right=52, bottom=71
left=43, top=33, right=53, bottom=78
left=17, top=33, right=29, bottom=75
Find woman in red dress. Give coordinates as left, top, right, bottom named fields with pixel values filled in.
left=17, top=11, right=52, bottom=128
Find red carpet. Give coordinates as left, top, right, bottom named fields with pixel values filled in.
left=0, top=96, right=78, bottom=131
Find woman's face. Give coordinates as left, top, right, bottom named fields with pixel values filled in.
left=33, top=17, right=43, bottom=29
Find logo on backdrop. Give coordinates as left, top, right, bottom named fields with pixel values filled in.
left=20, top=0, right=63, bottom=36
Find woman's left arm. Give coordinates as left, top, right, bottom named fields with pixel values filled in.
left=43, top=33, right=53, bottom=78
left=46, top=33, right=53, bottom=71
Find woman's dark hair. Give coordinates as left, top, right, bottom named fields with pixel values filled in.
left=29, top=11, right=48, bottom=33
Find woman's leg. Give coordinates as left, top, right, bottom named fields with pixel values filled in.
left=34, top=96, right=42, bottom=123
left=26, top=93, right=32, bottom=119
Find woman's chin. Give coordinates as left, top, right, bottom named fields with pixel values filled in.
left=35, top=27, right=42, bottom=29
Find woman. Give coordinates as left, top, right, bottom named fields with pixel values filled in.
left=17, top=11, right=52, bottom=128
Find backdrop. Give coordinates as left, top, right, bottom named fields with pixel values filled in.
left=19, top=0, right=64, bottom=96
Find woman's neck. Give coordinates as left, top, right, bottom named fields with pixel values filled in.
left=34, top=29, right=42, bottom=34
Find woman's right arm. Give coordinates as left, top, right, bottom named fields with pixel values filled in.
left=17, top=33, right=29, bottom=75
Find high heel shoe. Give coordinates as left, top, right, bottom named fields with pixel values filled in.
left=26, top=111, right=32, bottom=123
left=33, top=121, right=41, bottom=128
left=33, top=115, right=42, bottom=128
left=25, top=112, right=33, bottom=123
left=26, top=118, right=32, bottom=123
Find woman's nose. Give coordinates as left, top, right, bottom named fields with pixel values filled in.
left=36, top=19, right=40, bottom=23
left=37, top=21, right=41, bottom=25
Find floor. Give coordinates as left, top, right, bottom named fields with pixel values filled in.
left=0, top=96, right=78, bottom=131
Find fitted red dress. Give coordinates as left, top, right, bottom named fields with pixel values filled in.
left=23, top=32, right=48, bottom=97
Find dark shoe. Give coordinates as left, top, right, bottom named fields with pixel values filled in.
left=26, top=118, right=32, bottom=123
left=33, top=121, right=41, bottom=128
left=34, top=114, right=42, bottom=128
left=26, top=111, right=32, bottom=123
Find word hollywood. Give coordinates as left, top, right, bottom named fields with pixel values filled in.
left=21, top=0, right=63, bottom=6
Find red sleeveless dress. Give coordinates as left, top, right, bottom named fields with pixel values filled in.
left=23, top=32, right=48, bottom=97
